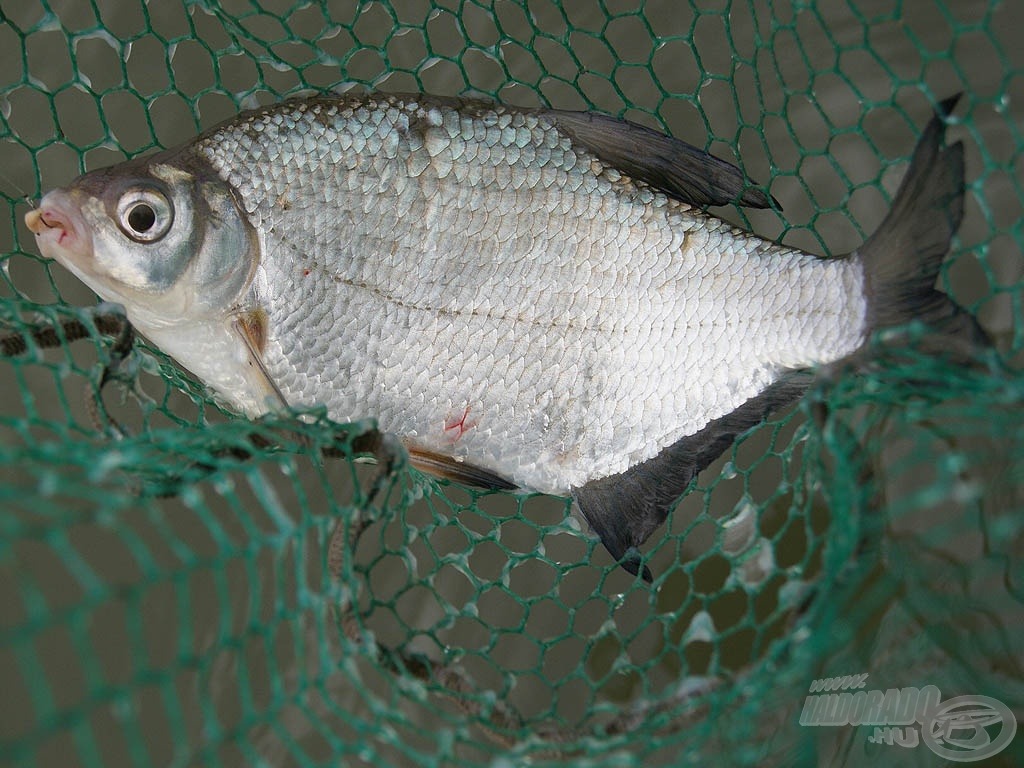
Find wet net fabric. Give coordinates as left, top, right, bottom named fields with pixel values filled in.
left=1, top=2, right=1022, bottom=766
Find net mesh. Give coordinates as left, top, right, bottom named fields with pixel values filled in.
left=1, top=1, right=1022, bottom=766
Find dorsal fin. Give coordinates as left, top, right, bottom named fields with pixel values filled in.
left=549, top=110, right=777, bottom=209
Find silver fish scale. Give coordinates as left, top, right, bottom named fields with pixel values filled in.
left=195, top=95, right=865, bottom=493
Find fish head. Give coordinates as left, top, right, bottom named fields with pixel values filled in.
left=25, top=153, right=259, bottom=328
left=25, top=152, right=284, bottom=418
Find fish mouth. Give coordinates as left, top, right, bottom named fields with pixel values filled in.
left=25, top=190, right=92, bottom=265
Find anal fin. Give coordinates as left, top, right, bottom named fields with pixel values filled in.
left=572, top=374, right=811, bottom=581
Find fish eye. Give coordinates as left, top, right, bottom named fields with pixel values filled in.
left=116, top=188, right=173, bottom=243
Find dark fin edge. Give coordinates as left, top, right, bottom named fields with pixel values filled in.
left=549, top=110, right=777, bottom=210
left=407, top=446, right=518, bottom=491
left=858, top=93, right=988, bottom=349
left=572, top=374, right=811, bottom=581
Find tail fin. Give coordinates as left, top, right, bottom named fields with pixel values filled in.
left=858, top=94, right=985, bottom=345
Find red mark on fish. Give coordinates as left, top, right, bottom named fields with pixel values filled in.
left=34, top=210, right=70, bottom=245
left=443, top=406, right=476, bottom=442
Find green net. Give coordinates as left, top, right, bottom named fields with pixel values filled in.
left=1, top=1, right=1022, bottom=766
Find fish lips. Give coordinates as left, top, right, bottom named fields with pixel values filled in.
left=26, top=190, right=94, bottom=269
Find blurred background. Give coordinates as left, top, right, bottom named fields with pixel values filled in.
left=0, top=1, right=1021, bottom=766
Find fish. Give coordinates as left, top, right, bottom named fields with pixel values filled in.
left=25, top=92, right=978, bottom=580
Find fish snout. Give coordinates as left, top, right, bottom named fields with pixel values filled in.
left=24, top=192, right=88, bottom=259
left=25, top=208, right=67, bottom=234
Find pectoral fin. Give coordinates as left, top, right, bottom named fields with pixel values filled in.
left=232, top=308, right=290, bottom=411
left=572, top=374, right=810, bottom=581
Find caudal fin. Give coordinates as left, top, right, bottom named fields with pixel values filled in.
left=859, top=95, right=985, bottom=345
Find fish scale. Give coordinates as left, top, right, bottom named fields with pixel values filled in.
left=27, top=92, right=972, bottom=577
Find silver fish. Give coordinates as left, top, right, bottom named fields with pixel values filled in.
left=26, top=92, right=974, bottom=579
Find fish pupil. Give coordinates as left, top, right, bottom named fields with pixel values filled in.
left=127, top=203, right=156, bottom=233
